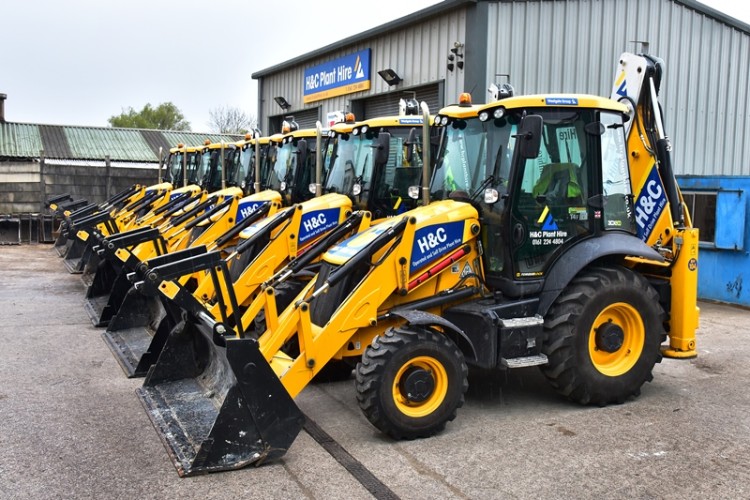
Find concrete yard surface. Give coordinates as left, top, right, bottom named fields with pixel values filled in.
left=1, top=244, right=748, bottom=499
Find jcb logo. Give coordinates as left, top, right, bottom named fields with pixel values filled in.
left=303, top=213, right=327, bottom=233
left=416, top=227, right=447, bottom=254
left=635, top=180, right=663, bottom=229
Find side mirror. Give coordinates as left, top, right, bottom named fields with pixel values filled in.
left=517, top=114, right=543, bottom=159
left=296, top=138, right=309, bottom=165
left=374, top=132, right=391, bottom=166
left=405, top=128, right=418, bottom=164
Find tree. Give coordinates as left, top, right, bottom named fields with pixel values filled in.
left=108, top=102, right=191, bottom=131
left=208, top=106, right=256, bottom=134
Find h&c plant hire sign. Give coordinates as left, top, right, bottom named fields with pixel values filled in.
left=303, top=49, right=370, bottom=103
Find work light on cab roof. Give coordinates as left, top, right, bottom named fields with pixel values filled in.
left=281, top=117, right=299, bottom=134
left=399, top=98, right=420, bottom=116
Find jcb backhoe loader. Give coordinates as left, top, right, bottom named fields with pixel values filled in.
left=103, top=105, right=435, bottom=378
left=324, top=103, right=433, bottom=220
left=80, top=135, right=264, bottom=307
left=60, top=182, right=177, bottom=273
left=83, top=186, right=277, bottom=327
left=99, top=122, right=332, bottom=374
left=161, top=143, right=207, bottom=188
left=135, top=52, right=698, bottom=476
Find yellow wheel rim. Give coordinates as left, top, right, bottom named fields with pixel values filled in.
left=588, top=302, right=645, bottom=376
left=392, top=356, right=448, bottom=418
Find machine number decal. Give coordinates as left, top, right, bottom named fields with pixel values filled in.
left=327, top=224, right=393, bottom=260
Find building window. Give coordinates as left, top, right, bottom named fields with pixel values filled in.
left=682, top=191, right=716, bottom=243
left=682, top=190, right=746, bottom=250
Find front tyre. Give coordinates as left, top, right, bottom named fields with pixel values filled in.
left=541, top=265, right=666, bottom=406
left=356, top=325, right=468, bottom=440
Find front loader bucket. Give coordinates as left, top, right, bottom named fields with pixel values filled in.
left=84, top=261, right=133, bottom=327
left=101, top=287, right=172, bottom=377
left=62, top=237, right=90, bottom=274
left=80, top=247, right=103, bottom=288
left=136, top=318, right=304, bottom=476
left=54, top=225, right=70, bottom=256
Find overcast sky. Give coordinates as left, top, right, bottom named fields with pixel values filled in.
left=1, top=0, right=747, bottom=132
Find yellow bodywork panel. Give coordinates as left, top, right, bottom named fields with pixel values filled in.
left=254, top=200, right=483, bottom=398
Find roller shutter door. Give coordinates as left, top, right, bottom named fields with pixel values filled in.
left=361, top=83, right=442, bottom=119
left=268, top=107, right=320, bottom=134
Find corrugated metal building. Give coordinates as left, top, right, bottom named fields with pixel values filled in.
left=253, top=0, right=750, bottom=305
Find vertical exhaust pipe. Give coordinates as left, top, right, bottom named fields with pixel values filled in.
left=254, top=139, right=261, bottom=193
left=182, top=146, right=188, bottom=188
left=420, top=102, right=431, bottom=205
left=157, top=147, right=163, bottom=184
left=315, top=121, right=323, bottom=197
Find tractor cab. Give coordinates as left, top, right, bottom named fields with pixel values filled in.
left=264, top=119, right=325, bottom=205
left=198, top=140, right=241, bottom=192
left=226, top=131, right=264, bottom=195
left=432, top=92, right=635, bottom=297
left=162, top=144, right=204, bottom=187
left=323, top=101, right=435, bottom=220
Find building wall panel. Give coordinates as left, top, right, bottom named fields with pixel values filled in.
left=259, top=9, right=467, bottom=130
left=485, top=0, right=750, bottom=176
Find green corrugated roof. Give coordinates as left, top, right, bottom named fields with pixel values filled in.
left=65, top=127, right=154, bottom=161
left=0, top=123, right=44, bottom=159
left=0, top=121, right=242, bottom=162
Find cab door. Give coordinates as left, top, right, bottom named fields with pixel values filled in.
left=508, top=109, right=596, bottom=279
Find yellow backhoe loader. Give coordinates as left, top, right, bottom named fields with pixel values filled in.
left=133, top=53, right=698, bottom=475
left=102, top=105, right=435, bottom=379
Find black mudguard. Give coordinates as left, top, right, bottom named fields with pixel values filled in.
left=537, top=232, right=665, bottom=316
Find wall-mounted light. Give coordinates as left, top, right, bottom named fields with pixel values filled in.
left=274, top=96, right=291, bottom=110
left=447, top=42, right=464, bottom=72
left=378, top=68, right=402, bottom=86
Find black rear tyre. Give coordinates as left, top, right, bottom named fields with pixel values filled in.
left=355, top=325, right=468, bottom=440
left=541, top=265, right=666, bottom=406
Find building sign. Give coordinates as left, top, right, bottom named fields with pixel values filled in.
left=303, top=49, right=371, bottom=104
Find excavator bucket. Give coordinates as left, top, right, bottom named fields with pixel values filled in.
left=136, top=316, right=304, bottom=476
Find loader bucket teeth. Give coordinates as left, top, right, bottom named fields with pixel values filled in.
left=102, top=287, right=171, bottom=378
left=137, top=319, right=304, bottom=476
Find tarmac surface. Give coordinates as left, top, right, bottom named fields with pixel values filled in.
left=1, top=244, right=749, bottom=499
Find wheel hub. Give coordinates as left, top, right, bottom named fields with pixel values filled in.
left=399, top=367, right=435, bottom=403
left=595, top=321, right=625, bottom=353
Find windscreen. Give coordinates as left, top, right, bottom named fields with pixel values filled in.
left=431, top=115, right=518, bottom=200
